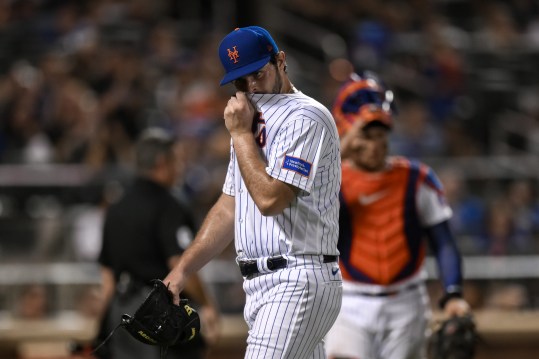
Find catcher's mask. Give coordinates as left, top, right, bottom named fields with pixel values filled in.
left=332, top=71, right=395, bottom=136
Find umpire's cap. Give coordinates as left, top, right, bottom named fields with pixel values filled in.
left=218, top=26, right=279, bottom=86
left=332, top=71, right=395, bottom=136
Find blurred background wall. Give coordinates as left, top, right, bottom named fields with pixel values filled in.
left=0, top=0, right=539, bottom=358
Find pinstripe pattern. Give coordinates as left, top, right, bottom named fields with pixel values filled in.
left=244, top=260, right=342, bottom=359
left=222, top=91, right=343, bottom=358
left=223, top=92, right=341, bottom=259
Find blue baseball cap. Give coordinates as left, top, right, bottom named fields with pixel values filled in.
left=218, top=26, right=279, bottom=86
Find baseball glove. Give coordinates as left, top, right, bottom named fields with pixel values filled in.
left=92, top=279, right=200, bottom=359
left=431, top=315, right=478, bottom=359
left=121, top=279, right=200, bottom=347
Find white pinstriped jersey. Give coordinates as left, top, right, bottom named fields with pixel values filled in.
left=223, top=91, right=341, bottom=260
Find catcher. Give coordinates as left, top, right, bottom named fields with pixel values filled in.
left=325, top=71, right=476, bottom=359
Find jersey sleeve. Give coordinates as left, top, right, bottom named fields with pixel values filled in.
left=266, top=114, right=328, bottom=193
left=222, top=139, right=235, bottom=196
left=417, top=167, right=453, bottom=226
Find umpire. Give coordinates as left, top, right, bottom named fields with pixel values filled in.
left=97, top=128, right=219, bottom=359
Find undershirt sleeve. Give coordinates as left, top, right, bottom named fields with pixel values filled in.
left=425, top=220, right=463, bottom=294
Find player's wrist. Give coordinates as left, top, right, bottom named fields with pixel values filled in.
left=230, top=129, right=254, bottom=139
left=439, top=288, right=463, bottom=309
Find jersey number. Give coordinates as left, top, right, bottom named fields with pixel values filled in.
left=252, top=112, right=267, bottom=148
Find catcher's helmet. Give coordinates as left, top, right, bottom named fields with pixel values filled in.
left=332, top=70, right=395, bottom=136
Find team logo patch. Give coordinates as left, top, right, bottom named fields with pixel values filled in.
left=283, top=155, right=312, bottom=177
left=227, top=46, right=239, bottom=63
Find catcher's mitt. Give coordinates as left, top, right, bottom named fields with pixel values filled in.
left=431, top=315, right=477, bottom=359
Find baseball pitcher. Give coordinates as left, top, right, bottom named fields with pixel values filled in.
left=164, top=26, right=343, bottom=359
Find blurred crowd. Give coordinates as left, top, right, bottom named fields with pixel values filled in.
left=282, top=0, right=539, bottom=256
left=0, top=0, right=234, bottom=224
left=0, top=0, right=539, bottom=316
left=0, top=1, right=232, bottom=162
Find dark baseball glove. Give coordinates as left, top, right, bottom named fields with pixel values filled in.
left=92, top=279, right=200, bottom=359
left=431, top=315, right=477, bottom=359
left=121, top=279, right=200, bottom=347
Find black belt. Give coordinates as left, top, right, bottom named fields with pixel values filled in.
left=238, top=255, right=338, bottom=276
left=345, top=282, right=420, bottom=297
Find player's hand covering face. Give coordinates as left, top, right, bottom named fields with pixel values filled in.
left=224, top=91, right=256, bottom=136
left=341, top=121, right=389, bottom=172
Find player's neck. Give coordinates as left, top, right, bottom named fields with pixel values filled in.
left=348, top=159, right=388, bottom=173
left=281, top=79, right=296, bottom=94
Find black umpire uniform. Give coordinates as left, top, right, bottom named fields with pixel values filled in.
left=97, top=171, right=207, bottom=357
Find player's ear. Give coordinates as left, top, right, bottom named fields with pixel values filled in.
left=276, top=51, right=286, bottom=71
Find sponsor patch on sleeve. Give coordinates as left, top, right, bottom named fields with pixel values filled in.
left=282, top=155, right=312, bottom=177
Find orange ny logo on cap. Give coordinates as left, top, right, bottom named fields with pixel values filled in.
left=227, top=46, right=239, bottom=63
